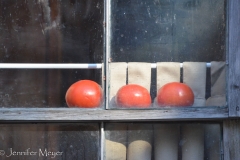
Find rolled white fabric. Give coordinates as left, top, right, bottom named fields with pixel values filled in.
left=182, top=62, right=206, bottom=160
left=204, top=124, right=221, bottom=160
left=154, top=124, right=180, bottom=160
left=106, top=63, right=128, bottom=160
left=105, top=123, right=128, bottom=160
left=154, top=62, right=181, bottom=160
left=105, top=140, right=127, bottom=160
left=183, top=62, right=207, bottom=106
left=127, top=63, right=152, bottom=160
left=156, top=62, right=181, bottom=91
left=127, top=124, right=153, bottom=160
left=128, top=62, right=152, bottom=91
left=182, top=124, right=204, bottom=160
left=108, top=62, right=127, bottom=107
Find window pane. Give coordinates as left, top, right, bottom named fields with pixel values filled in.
left=0, top=0, right=103, bottom=63
left=108, top=0, right=226, bottom=108
left=0, top=123, right=100, bottom=160
left=0, top=0, right=104, bottom=108
left=105, top=122, right=222, bottom=160
left=110, top=0, right=225, bottom=62
left=0, top=69, right=102, bottom=107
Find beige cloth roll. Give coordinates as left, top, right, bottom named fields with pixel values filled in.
left=183, top=62, right=207, bottom=106
left=127, top=63, right=152, bottom=160
left=206, top=61, right=226, bottom=106
left=155, top=62, right=181, bottom=107
left=106, top=63, right=128, bottom=159
left=182, top=124, right=204, bottom=160
left=154, top=62, right=181, bottom=160
left=127, top=124, right=153, bottom=160
left=182, top=62, right=205, bottom=160
left=156, top=62, right=181, bottom=90
left=154, top=124, right=180, bottom=160
left=105, top=123, right=128, bottom=160
left=109, top=62, right=127, bottom=107
left=128, top=62, right=152, bottom=91
left=204, top=124, right=221, bottom=160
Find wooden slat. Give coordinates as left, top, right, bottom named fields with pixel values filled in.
left=0, top=107, right=228, bottom=121
left=223, top=120, right=240, bottom=160
left=228, top=0, right=240, bottom=117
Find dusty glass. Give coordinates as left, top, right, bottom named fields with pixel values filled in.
left=0, top=0, right=104, bottom=108
left=108, top=0, right=226, bottom=108
left=110, top=0, right=225, bottom=62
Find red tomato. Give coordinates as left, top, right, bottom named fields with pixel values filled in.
left=157, top=82, right=194, bottom=107
left=65, top=80, right=103, bottom=108
left=115, top=84, right=151, bottom=108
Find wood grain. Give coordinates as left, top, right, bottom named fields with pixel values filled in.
left=228, top=0, right=240, bottom=117
left=223, top=120, right=240, bottom=160
left=0, top=107, right=228, bottom=121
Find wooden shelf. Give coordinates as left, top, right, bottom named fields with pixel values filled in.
left=0, top=107, right=228, bottom=121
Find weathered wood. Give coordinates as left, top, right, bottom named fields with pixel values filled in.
left=0, top=107, right=228, bottom=121
left=223, top=120, right=240, bottom=160
left=228, top=0, right=240, bottom=117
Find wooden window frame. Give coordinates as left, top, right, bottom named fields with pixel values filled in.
left=0, top=0, right=231, bottom=121
left=0, top=0, right=240, bottom=159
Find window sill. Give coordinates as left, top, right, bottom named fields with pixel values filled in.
left=0, top=107, right=228, bottom=122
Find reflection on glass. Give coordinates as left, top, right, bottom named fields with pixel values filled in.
left=0, top=0, right=103, bottom=63
left=105, top=123, right=222, bottom=160
left=0, top=123, right=100, bottom=159
left=109, top=0, right=226, bottom=108
left=111, top=0, right=225, bottom=62
left=0, top=69, right=102, bottom=108
left=0, top=0, right=104, bottom=108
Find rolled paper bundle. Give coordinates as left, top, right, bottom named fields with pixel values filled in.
left=181, top=124, right=204, bottom=160
left=154, top=62, right=180, bottom=160
left=204, top=124, right=221, bottom=160
left=105, top=123, right=128, bottom=160
left=182, top=62, right=206, bottom=160
left=156, top=62, right=181, bottom=91
left=105, top=140, right=126, bottom=160
left=127, top=63, right=152, bottom=160
left=109, top=62, right=128, bottom=108
left=128, top=62, right=151, bottom=90
left=127, top=123, right=153, bottom=160
left=154, top=124, right=180, bottom=160
left=183, top=62, right=206, bottom=106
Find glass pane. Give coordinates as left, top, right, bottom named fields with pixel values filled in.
left=108, top=0, right=226, bottom=108
left=0, top=123, right=100, bottom=160
left=105, top=122, right=222, bottom=160
left=110, top=0, right=225, bottom=62
left=0, top=0, right=103, bottom=63
left=0, top=69, right=103, bottom=107
left=0, top=0, right=104, bottom=108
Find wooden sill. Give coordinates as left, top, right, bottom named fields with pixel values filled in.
left=0, top=106, right=228, bottom=121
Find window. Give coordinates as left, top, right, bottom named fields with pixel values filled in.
left=0, top=0, right=239, bottom=159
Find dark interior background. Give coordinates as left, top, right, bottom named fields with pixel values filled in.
left=111, top=0, right=226, bottom=62
left=110, top=0, right=226, bottom=102
left=0, top=0, right=226, bottom=107
left=0, top=0, right=104, bottom=107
